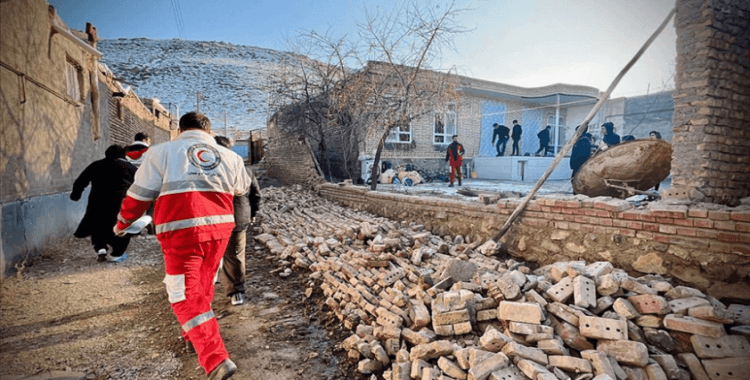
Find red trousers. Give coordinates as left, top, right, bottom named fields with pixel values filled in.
left=449, top=164, right=462, bottom=184
left=162, top=238, right=230, bottom=374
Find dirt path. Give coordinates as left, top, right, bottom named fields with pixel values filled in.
left=0, top=232, right=355, bottom=380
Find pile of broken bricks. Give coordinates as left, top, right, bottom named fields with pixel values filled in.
left=256, top=187, right=750, bottom=380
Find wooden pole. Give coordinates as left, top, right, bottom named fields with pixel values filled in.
left=492, top=7, right=676, bottom=243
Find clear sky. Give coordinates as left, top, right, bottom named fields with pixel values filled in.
left=49, top=0, right=677, bottom=98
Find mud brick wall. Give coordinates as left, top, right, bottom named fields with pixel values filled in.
left=318, top=183, right=750, bottom=298
left=671, top=0, right=750, bottom=203
left=264, top=117, right=323, bottom=187
left=107, top=92, right=171, bottom=147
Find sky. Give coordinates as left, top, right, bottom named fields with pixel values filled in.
left=49, top=0, right=677, bottom=98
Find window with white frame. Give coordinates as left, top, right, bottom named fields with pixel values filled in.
left=547, top=114, right=565, bottom=128
left=433, top=103, right=457, bottom=144
left=64, top=57, right=82, bottom=101
left=386, top=118, right=412, bottom=143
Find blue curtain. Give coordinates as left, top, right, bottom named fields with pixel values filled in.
left=479, top=100, right=507, bottom=156
left=522, top=107, right=543, bottom=155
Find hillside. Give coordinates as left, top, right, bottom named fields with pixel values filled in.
left=98, top=38, right=303, bottom=133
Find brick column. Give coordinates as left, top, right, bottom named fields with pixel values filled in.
left=671, top=0, right=750, bottom=204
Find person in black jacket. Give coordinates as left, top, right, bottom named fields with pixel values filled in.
left=601, top=122, right=621, bottom=148
left=535, top=126, right=552, bottom=156
left=491, top=123, right=510, bottom=157
left=511, top=120, right=522, bottom=156
left=70, top=145, right=137, bottom=262
left=570, top=125, right=593, bottom=178
left=215, top=136, right=261, bottom=306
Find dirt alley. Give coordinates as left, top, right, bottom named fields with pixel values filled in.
left=0, top=226, right=359, bottom=379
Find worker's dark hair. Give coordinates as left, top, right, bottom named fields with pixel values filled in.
left=105, top=144, right=126, bottom=159
left=546, top=125, right=552, bottom=129
left=649, top=130, right=662, bottom=139
left=179, top=112, right=211, bottom=131
left=452, top=134, right=458, bottom=138
left=134, top=132, right=149, bottom=142
left=492, top=123, right=499, bottom=127
left=512, top=120, right=518, bottom=124
left=214, top=135, right=232, bottom=148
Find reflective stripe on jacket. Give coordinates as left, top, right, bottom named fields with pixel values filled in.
left=118, top=130, right=251, bottom=245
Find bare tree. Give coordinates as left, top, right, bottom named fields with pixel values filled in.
left=267, top=0, right=466, bottom=188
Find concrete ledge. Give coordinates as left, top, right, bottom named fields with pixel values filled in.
left=474, top=156, right=571, bottom=181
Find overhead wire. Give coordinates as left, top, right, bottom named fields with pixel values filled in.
left=175, top=0, right=188, bottom=40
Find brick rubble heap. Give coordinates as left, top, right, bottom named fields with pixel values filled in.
left=257, top=187, right=750, bottom=380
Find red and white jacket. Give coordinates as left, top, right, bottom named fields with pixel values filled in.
left=116, top=130, right=251, bottom=245
left=125, top=141, right=150, bottom=168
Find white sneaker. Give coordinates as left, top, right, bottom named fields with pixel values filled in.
left=230, top=293, right=244, bottom=306
left=97, top=249, right=108, bottom=262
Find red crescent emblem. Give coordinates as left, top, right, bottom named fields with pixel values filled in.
left=197, top=150, right=209, bottom=162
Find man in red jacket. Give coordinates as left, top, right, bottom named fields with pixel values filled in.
left=115, top=112, right=250, bottom=380
left=445, top=134, right=465, bottom=187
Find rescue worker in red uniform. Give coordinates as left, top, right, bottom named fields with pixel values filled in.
left=445, top=134, right=465, bottom=187
left=114, top=112, right=250, bottom=380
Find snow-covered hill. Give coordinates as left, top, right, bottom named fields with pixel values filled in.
left=98, top=38, right=302, bottom=132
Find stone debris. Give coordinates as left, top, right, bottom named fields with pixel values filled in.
left=257, top=187, right=750, bottom=380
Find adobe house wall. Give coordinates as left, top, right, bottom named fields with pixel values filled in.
left=0, top=0, right=171, bottom=276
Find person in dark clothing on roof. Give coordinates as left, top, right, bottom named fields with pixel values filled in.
left=71, top=145, right=136, bottom=263
left=125, top=132, right=151, bottom=168
left=491, top=123, right=510, bottom=156
left=601, top=122, right=620, bottom=148
left=511, top=120, right=522, bottom=156
left=535, top=126, right=552, bottom=156
left=570, top=125, right=593, bottom=178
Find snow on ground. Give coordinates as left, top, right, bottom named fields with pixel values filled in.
left=374, top=178, right=574, bottom=199
left=373, top=177, right=672, bottom=202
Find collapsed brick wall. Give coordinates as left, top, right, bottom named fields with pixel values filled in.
left=264, top=116, right=323, bottom=187
left=318, top=184, right=750, bottom=298
left=671, top=0, right=750, bottom=203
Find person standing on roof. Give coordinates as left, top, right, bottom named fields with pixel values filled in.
left=125, top=132, right=152, bottom=168
left=570, top=125, right=593, bottom=178
left=71, top=145, right=136, bottom=263
left=114, top=112, right=250, bottom=380
left=445, top=134, right=465, bottom=187
left=214, top=136, right=261, bottom=307
left=511, top=120, right=522, bottom=156
left=535, top=126, right=552, bottom=156
left=491, top=123, right=510, bottom=157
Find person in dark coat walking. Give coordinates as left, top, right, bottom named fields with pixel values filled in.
left=491, top=123, right=510, bottom=156
left=570, top=125, right=593, bottom=178
left=214, top=136, right=261, bottom=307
left=71, top=145, right=137, bottom=262
left=511, top=120, right=522, bottom=156
left=601, top=122, right=621, bottom=148
left=535, top=126, right=552, bottom=156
